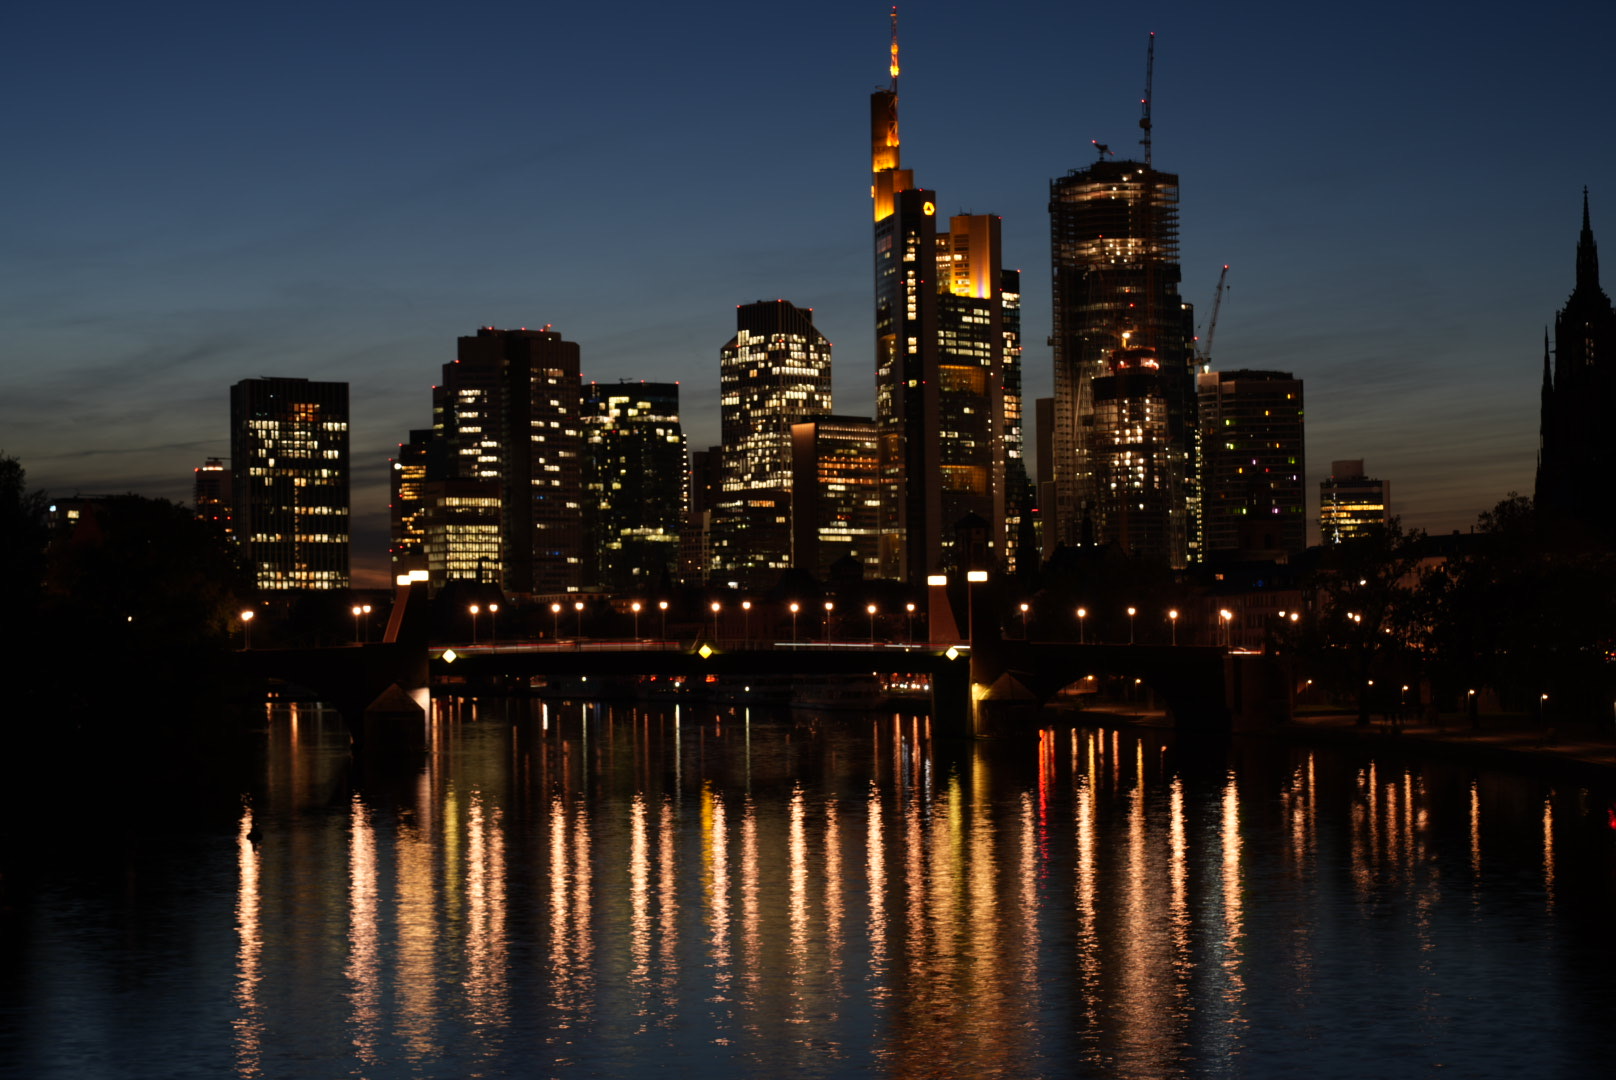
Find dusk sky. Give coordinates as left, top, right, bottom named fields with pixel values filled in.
left=5, top=1, right=1613, bottom=585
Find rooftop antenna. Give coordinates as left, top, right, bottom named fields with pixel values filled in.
left=1139, top=31, right=1155, bottom=168
left=888, top=6, right=900, bottom=93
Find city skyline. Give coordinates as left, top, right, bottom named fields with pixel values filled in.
left=4, top=1, right=1612, bottom=585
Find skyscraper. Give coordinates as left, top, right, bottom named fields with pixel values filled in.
left=436, top=327, right=583, bottom=594
left=1048, top=42, right=1198, bottom=566
left=1319, top=459, right=1389, bottom=544
left=790, top=416, right=880, bottom=579
left=229, top=377, right=350, bottom=591
left=1536, top=190, right=1616, bottom=544
left=192, top=456, right=231, bottom=539
left=1198, top=369, right=1306, bottom=558
left=582, top=380, right=687, bottom=592
left=388, top=428, right=437, bottom=577
left=870, top=15, right=1025, bottom=581
left=714, top=300, right=832, bottom=587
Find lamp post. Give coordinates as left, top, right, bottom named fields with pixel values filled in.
left=1076, top=607, right=1087, bottom=645
left=966, top=570, right=988, bottom=646
left=905, top=602, right=916, bottom=644
left=741, top=600, right=751, bottom=647
left=550, top=602, right=562, bottom=640
left=631, top=601, right=642, bottom=640
left=1168, top=609, right=1179, bottom=645
left=351, top=604, right=368, bottom=644
left=710, top=601, right=721, bottom=643
left=1219, top=609, right=1233, bottom=648
left=658, top=600, right=668, bottom=640
left=1127, top=606, right=1137, bottom=645
left=574, top=600, right=585, bottom=639
left=487, top=602, right=498, bottom=646
left=823, top=601, right=834, bottom=642
left=1019, top=602, right=1029, bottom=638
left=867, top=603, right=877, bottom=645
left=469, top=604, right=480, bottom=645
left=240, top=608, right=255, bottom=651
left=789, top=601, right=800, bottom=644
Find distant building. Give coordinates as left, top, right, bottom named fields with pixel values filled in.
left=192, top=456, right=232, bottom=539
left=680, top=446, right=723, bottom=585
left=582, top=381, right=687, bottom=592
left=436, top=327, right=583, bottom=594
left=388, top=429, right=439, bottom=577
left=870, top=15, right=1026, bottom=581
left=714, top=300, right=832, bottom=588
left=790, top=416, right=880, bottom=579
left=420, top=478, right=502, bottom=588
left=1535, top=190, right=1616, bottom=545
left=229, top=377, right=350, bottom=591
left=1198, top=369, right=1306, bottom=558
left=1319, top=459, right=1388, bottom=544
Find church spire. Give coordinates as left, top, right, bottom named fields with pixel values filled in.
left=1577, top=187, right=1600, bottom=292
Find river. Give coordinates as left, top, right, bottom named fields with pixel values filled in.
left=3, top=697, right=1615, bottom=1078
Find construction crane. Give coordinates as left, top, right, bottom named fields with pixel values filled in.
left=1139, top=31, right=1154, bottom=167
left=1197, top=264, right=1230, bottom=372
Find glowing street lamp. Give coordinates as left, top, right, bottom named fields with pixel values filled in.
left=488, top=602, right=498, bottom=646
left=906, top=601, right=916, bottom=643
left=824, top=601, right=834, bottom=642
left=1168, top=609, right=1179, bottom=645
left=631, top=601, right=642, bottom=640
left=965, top=570, right=987, bottom=645
left=1219, top=609, right=1233, bottom=648
left=1127, top=606, right=1137, bottom=644
left=351, top=603, right=371, bottom=644
left=658, top=599, right=668, bottom=640
left=469, top=603, right=480, bottom=645
left=867, top=603, right=878, bottom=645
left=550, top=602, right=562, bottom=640
left=239, top=608, right=255, bottom=651
left=741, top=600, right=752, bottom=646
left=789, top=601, right=800, bottom=643
left=1076, top=607, right=1087, bottom=645
left=574, top=600, right=585, bottom=638
left=1019, top=602, right=1029, bottom=637
left=710, top=600, right=722, bottom=642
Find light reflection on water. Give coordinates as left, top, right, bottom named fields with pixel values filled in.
left=5, top=698, right=1616, bottom=1078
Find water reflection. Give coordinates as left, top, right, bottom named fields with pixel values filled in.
left=19, top=696, right=1609, bottom=1079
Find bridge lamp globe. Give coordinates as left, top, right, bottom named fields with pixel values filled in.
left=1076, top=607, right=1087, bottom=644
left=1168, top=609, right=1179, bottom=645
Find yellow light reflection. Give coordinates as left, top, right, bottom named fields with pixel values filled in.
left=233, top=803, right=263, bottom=1078
left=345, top=794, right=381, bottom=1065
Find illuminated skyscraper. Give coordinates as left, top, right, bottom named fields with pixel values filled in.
left=583, top=381, right=687, bottom=591
left=229, top=377, right=350, bottom=591
left=1048, top=43, right=1198, bottom=566
left=870, top=15, right=1025, bottom=580
left=388, top=428, right=437, bottom=576
left=1319, top=459, right=1389, bottom=544
left=192, top=456, right=231, bottom=539
left=790, top=416, right=880, bottom=579
left=436, top=327, right=583, bottom=594
left=1536, top=190, right=1616, bottom=544
left=1197, top=369, right=1306, bottom=558
left=714, top=300, right=832, bottom=587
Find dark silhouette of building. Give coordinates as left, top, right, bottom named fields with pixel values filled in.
left=229, top=377, right=350, bottom=591
left=1048, top=42, right=1198, bottom=567
left=388, top=429, right=437, bottom=577
left=870, top=14, right=1025, bottom=581
left=1319, top=459, right=1388, bottom=544
left=1536, top=190, right=1616, bottom=545
left=714, top=300, right=832, bottom=588
left=583, top=380, right=687, bottom=591
left=1198, top=369, right=1305, bottom=558
left=192, top=456, right=232, bottom=539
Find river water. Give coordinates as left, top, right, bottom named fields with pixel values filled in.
left=4, top=698, right=1616, bottom=1079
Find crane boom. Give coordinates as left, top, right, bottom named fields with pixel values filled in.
left=1200, top=264, right=1230, bottom=371
left=1139, top=31, right=1154, bottom=167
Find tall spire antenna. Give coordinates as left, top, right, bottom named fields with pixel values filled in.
left=1139, top=31, right=1155, bottom=168
left=889, top=6, right=900, bottom=93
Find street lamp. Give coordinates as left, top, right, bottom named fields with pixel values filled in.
left=1019, top=602, right=1029, bottom=637
left=1219, top=609, right=1233, bottom=647
left=1127, top=606, right=1137, bottom=645
left=965, top=570, right=988, bottom=645
left=824, top=601, right=834, bottom=642
left=1168, top=609, right=1179, bottom=646
left=550, top=602, right=562, bottom=640
left=574, top=600, right=585, bottom=638
left=352, top=603, right=370, bottom=644
left=658, top=599, right=669, bottom=640
left=905, top=602, right=916, bottom=643
left=710, top=601, right=722, bottom=642
left=240, top=608, right=255, bottom=651
left=631, top=601, right=642, bottom=639
left=487, top=602, right=498, bottom=646
left=867, top=603, right=878, bottom=644
left=789, top=601, right=800, bottom=643
left=1077, top=607, right=1087, bottom=645
left=469, top=603, right=480, bottom=645
left=741, top=600, right=752, bottom=647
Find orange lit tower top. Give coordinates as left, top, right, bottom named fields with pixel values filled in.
left=870, top=7, right=909, bottom=221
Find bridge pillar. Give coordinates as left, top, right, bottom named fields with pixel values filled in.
left=931, top=652, right=974, bottom=739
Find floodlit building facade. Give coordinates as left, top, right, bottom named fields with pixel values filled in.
left=1198, top=369, right=1306, bottom=558
left=229, top=377, right=350, bottom=591
left=1319, top=459, right=1389, bottom=544
left=870, top=20, right=1026, bottom=581
left=582, top=381, right=687, bottom=592
left=714, top=300, right=832, bottom=587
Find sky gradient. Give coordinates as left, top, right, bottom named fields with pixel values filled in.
left=5, top=1, right=1613, bottom=585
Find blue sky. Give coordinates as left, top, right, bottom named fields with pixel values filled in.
left=4, top=1, right=1612, bottom=584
